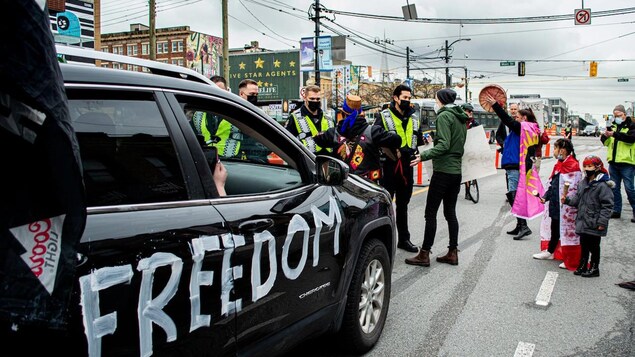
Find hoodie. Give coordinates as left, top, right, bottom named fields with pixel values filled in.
left=564, top=173, right=615, bottom=237
left=420, top=104, right=469, bottom=174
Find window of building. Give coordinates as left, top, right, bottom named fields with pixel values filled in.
left=101, top=63, right=109, bottom=68
left=67, top=90, right=188, bottom=206
left=142, top=43, right=149, bottom=55
left=171, top=40, right=184, bottom=53
left=112, top=63, right=122, bottom=69
left=127, top=44, right=138, bottom=56
left=157, top=42, right=168, bottom=54
left=112, top=45, right=123, bottom=55
left=101, top=46, right=109, bottom=52
left=171, top=58, right=184, bottom=67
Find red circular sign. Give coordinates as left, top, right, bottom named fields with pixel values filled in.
left=575, top=9, right=590, bottom=25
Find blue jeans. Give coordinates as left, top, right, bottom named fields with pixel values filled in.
left=506, top=169, right=520, bottom=192
left=609, top=163, right=635, bottom=214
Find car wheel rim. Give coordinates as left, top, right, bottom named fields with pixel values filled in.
left=358, top=258, right=385, bottom=334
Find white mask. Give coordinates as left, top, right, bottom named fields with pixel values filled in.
left=434, top=103, right=441, bottom=113
left=615, top=117, right=624, bottom=125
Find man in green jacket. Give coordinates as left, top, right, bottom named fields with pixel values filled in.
left=600, top=104, right=635, bottom=222
left=406, top=88, right=468, bottom=267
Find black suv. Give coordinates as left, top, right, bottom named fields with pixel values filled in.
left=3, top=46, right=396, bottom=356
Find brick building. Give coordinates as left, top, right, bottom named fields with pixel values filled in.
left=100, top=24, right=223, bottom=78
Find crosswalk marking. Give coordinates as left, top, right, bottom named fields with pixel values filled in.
left=514, top=341, right=536, bottom=356
left=535, top=271, right=558, bottom=306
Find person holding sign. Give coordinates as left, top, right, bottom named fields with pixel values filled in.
left=405, top=89, right=468, bottom=267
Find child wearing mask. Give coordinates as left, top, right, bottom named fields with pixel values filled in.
left=534, top=139, right=582, bottom=270
left=561, top=156, right=614, bottom=277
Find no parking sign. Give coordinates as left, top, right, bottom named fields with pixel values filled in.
left=575, top=8, right=591, bottom=25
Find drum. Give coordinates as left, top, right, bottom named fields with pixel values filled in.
left=479, top=84, right=507, bottom=113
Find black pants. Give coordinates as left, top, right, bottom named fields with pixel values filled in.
left=548, top=217, right=560, bottom=253
left=380, top=159, right=414, bottom=242
left=580, top=233, right=602, bottom=266
left=421, top=171, right=462, bottom=251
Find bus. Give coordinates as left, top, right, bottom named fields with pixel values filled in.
left=381, top=99, right=499, bottom=142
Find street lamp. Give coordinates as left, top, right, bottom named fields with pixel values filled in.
left=445, top=38, right=471, bottom=88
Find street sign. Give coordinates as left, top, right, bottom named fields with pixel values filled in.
left=575, top=8, right=591, bottom=25
left=618, top=78, right=629, bottom=82
left=500, top=61, right=515, bottom=66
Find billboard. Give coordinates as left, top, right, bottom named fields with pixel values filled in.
left=300, top=38, right=314, bottom=72
left=229, top=51, right=301, bottom=101
left=300, top=36, right=333, bottom=72
left=187, top=33, right=223, bottom=79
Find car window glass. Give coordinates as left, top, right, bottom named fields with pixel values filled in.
left=176, top=96, right=303, bottom=196
left=68, top=90, right=188, bottom=206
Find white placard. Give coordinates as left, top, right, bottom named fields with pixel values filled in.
left=420, top=125, right=497, bottom=183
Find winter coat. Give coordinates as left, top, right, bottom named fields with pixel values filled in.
left=313, top=115, right=401, bottom=182
left=564, top=173, right=615, bottom=237
left=420, top=104, right=468, bottom=174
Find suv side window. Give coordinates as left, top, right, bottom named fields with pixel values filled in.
left=68, top=89, right=188, bottom=206
left=175, top=95, right=303, bottom=196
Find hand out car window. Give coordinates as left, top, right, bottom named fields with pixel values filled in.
left=176, top=95, right=303, bottom=196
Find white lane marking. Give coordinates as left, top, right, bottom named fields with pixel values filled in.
left=535, top=271, right=558, bottom=306
left=514, top=341, right=536, bottom=356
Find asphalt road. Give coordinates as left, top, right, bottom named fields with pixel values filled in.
left=286, top=136, right=635, bottom=357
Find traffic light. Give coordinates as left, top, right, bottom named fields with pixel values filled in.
left=518, top=61, right=525, bottom=76
left=590, top=61, right=598, bottom=77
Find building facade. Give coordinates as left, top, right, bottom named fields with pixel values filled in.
left=100, top=24, right=223, bottom=78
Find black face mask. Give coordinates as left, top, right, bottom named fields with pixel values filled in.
left=398, top=100, right=410, bottom=113
left=585, top=170, right=597, bottom=179
left=247, top=95, right=258, bottom=105
left=307, top=100, right=321, bottom=112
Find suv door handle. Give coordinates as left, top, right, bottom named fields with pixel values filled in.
left=238, top=218, right=274, bottom=233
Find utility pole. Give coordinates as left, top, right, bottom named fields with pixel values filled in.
left=406, top=46, right=410, bottom=80
left=222, top=0, right=229, bottom=81
left=149, top=0, right=156, bottom=61
left=444, top=40, right=450, bottom=88
left=313, top=0, right=321, bottom=87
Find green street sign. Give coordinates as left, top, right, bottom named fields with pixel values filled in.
left=500, top=61, right=516, bottom=66
left=617, top=78, right=629, bottom=82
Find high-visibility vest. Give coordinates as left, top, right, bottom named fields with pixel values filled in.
left=380, top=109, right=419, bottom=150
left=194, top=112, right=241, bottom=157
left=215, top=120, right=242, bottom=157
left=605, top=124, right=635, bottom=165
left=291, top=109, right=334, bottom=153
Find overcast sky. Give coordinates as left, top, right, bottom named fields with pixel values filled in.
left=100, top=0, right=635, bottom=119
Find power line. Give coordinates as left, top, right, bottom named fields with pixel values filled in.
left=237, top=0, right=297, bottom=44
left=228, top=14, right=297, bottom=48
left=321, top=6, right=635, bottom=24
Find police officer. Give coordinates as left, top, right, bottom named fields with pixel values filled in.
left=285, top=85, right=334, bottom=155
left=313, top=94, right=401, bottom=183
left=192, top=76, right=242, bottom=159
left=375, top=84, right=423, bottom=252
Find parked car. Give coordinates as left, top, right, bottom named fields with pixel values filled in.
left=2, top=46, right=396, bottom=357
left=582, top=125, right=599, bottom=136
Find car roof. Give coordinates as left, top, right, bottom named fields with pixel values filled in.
left=60, top=63, right=231, bottom=98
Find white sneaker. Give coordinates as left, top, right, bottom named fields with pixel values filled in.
left=533, top=250, right=554, bottom=260
left=559, top=262, right=567, bottom=269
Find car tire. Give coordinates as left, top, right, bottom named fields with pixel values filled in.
left=340, top=238, right=391, bottom=354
